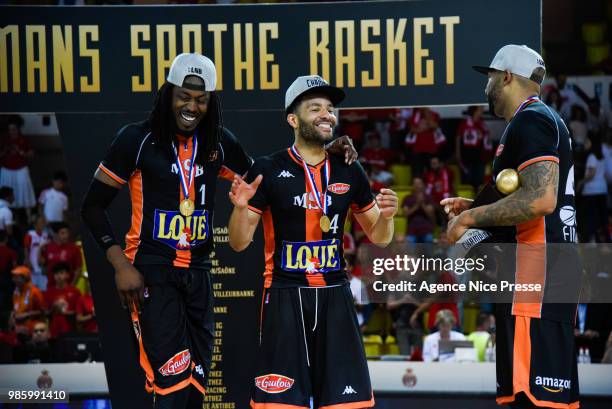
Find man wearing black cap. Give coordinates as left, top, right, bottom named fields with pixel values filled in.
left=227, top=75, right=398, bottom=409
left=80, top=54, right=357, bottom=409
left=445, top=45, right=580, bottom=409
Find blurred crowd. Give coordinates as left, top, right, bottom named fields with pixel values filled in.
left=340, top=77, right=612, bottom=363
left=0, top=115, right=98, bottom=364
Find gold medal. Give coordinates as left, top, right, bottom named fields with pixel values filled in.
left=496, top=168, right=520, bottom=195
left=179, top=198, right=195, bottom=217
left=320, top=215, right=331, bottom=233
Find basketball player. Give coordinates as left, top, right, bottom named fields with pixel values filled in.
left=227, top=75, right=398, bottom=408
left=80, top=54, right=357, bottom=409
left=445, top=45, right=580, bottom=409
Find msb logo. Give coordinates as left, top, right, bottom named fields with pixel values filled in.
left=281, top=239, right=340, bottom=274
left=153, top=209, right=209, bottom=249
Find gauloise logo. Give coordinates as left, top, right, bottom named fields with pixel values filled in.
left=281, top=239, right=340, bottom=274
left=255, top=374, right=294, bottom=393
left=153, top=209, right=209, bottom=249
left=328, top=183, right=350, bottom=195
left=535, top=376, right=571, bottom=393
left=159, top=349, right=191, bottom=376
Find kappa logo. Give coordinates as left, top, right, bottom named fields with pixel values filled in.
left=328, top=183, right=350, bottom=195
left=195, top=364, right=205, bottom=377
left=255, top=374, right=294, bottom=393
left=159, top=349, right=191, bottom=377
left=535, top=376, right=571, bottom=393
left=278, top=170, right=295, bottom=178
left=495, top=144, right=505, bottom=157
left=342, top=385, right=357, bottom=395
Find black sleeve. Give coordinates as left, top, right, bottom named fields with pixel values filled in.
left=510, top=110, right=560, bottom=171
left=244, top=158, right=268, bottom=214
left=80, top=179, right=121, bottom=251
left=220, top=127, right=253, bottom=177
left=350, top=161, right=376, bottom=213
left=99, top=125, right=143, bottom=184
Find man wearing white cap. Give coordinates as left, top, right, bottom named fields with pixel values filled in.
left=445, top=45, right=580, bottom=409
left=227, top=75, right=398, bottom=408
left=81, top=54, right=357, bottom=408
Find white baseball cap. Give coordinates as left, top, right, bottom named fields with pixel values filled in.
left=473, top=44, right=546, bottom=85
left=285, top=75, right=345, bottom=113
left=167, top=53, right=217, bottom=91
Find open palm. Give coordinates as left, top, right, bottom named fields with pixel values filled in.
left=229, top=174, right=263, bottom=209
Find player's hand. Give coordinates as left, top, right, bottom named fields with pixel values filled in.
left=325, top=135, right=358, bottom=165
left=376, top=188, right=398, bottom=219
left=114, top=263, right=144, bottom=313
left=229, top=174, right=263, bottom=210
left=440, top=197, right=473, bottom=219
left=446, top=212, right=470, bottom=244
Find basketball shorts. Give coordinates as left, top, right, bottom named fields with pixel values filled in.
left=251, top=284, right=374, bottom=409
left=496, top=304, right=580, bottom=408
left=131, top=265, right=214, bottom=396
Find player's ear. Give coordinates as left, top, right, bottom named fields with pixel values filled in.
left=286, top=113, right=298, bottom=129
left=503, top=70, right=513, bottom=86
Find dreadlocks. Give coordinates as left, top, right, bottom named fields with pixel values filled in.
left=148, top=81, right=223, bottom=166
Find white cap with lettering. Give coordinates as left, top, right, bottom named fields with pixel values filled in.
left=285, top=75, right=345, bottom=113
left=167, top=53, right=217, bottom=91
left=473, top=44, right=546, bottom=85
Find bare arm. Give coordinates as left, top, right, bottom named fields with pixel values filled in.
left=227, top=175, right=263, bottom=252
left=353, top=188, right=398, bottom=247
left=447, top=161, right=558, bottom=242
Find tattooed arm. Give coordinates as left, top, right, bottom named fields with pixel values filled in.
left=446, top=161, right=559, bottom=242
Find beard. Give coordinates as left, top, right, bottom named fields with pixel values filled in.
left=297, top=117, right=332, bottom=146
left=486, top=78, right=503, bottom=118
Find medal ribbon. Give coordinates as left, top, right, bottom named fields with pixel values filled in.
left=172, top=134, right=198, bottom=202
left=291, top=145, right=330, bottom=215
left=512, top=95, right=540, bottom=118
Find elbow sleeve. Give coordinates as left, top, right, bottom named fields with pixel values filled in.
left=80, top=178, right=121, bottom=251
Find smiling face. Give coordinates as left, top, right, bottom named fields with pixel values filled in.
left=171, top=76, right=210, bottom=133
left=290, top=94, right=337, bottom=146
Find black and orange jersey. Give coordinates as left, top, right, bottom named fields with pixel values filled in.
left=246, top=147, right=375, bottom=288
left=99, top=120, right=251, bottom=269
left=492, top=99, right=579, bottom=323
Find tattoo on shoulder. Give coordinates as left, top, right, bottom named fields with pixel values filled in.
left=471, top=160, right=559, bottom=227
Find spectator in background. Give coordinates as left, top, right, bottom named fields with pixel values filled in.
left=555, top=74, right=581, bottom=122
left=14, top=321, right=59, bottom=364
left=405, top=107, right=446, bottom=176
left=0, top=115, right=36, bottom=221
left=76, top=273, right=97, bottom=333
left=455, top=106, right=492, bottom=190
left=422, top=309, right=466, bottom=362
left=467, top=313, right=494, bottom=362
left=23, top=215, right=49, bottom=291
left=602, top=333, right=612, bottom=364
left=569, top=105, right=589, bottom=153
left=45, top=263, right=81, bottom=339
left=574, top=303, right=611, bottom=363
left=544, top=87, right=563, bottom=116
left=9, top=266, right=46, bottom=339
left=38, top=171, right=69, bottom=224
left=424, top=156, right=454, bottom=226
left=578, top=137, right=610, bottom=242
left=0, top=186, right=15, bottom=239
left=39, top=222, right=82, bottom=287
left=360, top=132, right=395, bottom=170
left=0, top=230, right=17, bottom=330
left=603, top=132, right=612, bottom=209
left=402, top=177, right=436, bottom=243
left=587, top=98, right=608, bottom=142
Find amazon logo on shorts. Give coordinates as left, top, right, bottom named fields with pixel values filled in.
left=153, top=209, right=209, bottom=249
left=281, top=239, right=340, bottom=274
left=535, top=376, right=571, bottom=392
